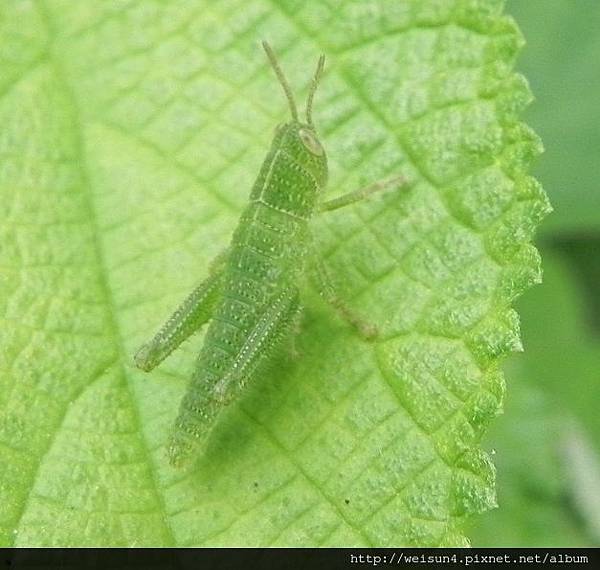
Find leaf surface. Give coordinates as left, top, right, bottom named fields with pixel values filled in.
left=0, top=0, right=549, bottom=546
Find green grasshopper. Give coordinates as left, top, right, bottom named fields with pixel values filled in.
left=134, top=41, right=406, bottom=467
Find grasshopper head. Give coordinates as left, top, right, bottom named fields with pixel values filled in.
left=263, top=41, right=328, bottom=188
left=273, top=121, right=328, bottom=188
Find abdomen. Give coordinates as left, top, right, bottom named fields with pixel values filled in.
left=168, top=201, right=306, bottom=465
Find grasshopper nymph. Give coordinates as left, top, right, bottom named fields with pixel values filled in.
left=134, top=41, right=407, bottom=467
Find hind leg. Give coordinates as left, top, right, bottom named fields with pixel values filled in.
left=134, top=249, right=228, bottom=372
left=168, top=287, right=301, bottom=467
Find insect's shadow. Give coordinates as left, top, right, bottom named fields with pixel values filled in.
left=188, top=343, right=299, bottom=471
left=185, top=302, right=349, bottom=474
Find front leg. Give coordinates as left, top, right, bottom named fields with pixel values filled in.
left=318, top=174, right=410, bottom=213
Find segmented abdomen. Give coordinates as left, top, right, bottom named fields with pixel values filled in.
left=206, top=199, right=308, bottom=374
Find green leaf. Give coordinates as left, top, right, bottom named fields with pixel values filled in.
left=470, top=250, right=600, bottom=546
left=0, top=0, right=549, bottom=546
left=506, top=0, right=600, bottom=235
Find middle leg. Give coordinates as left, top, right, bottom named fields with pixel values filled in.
left=307, top=237, right=378, bottom=340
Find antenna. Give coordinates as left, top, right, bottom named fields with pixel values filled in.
left=306, top=54, right=325, bottom=126
left=262, top=40, right=299, bottom=121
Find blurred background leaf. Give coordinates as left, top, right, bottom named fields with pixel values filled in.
left=506, top=0, right=600, bottom=235
left=471, top=0, right=600, bottom=546
left=471, top=252, right=600, bottom=546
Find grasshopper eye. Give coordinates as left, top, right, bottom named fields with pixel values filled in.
left=299, top=128, right=324, bottom=156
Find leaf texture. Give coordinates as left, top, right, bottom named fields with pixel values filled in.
left=0, top=0, right=550, bottom=546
